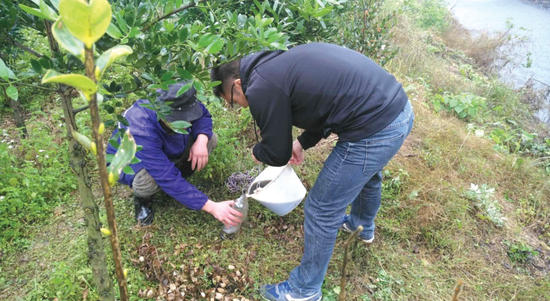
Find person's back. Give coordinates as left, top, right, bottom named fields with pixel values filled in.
left=241, top=43, right=408, bottom=143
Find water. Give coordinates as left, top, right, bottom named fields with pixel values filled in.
left=220, top=194, right=249, bottom=240
left=248, top=180, right=272, bottom=195
left=451, top=0, right=550, bottom=121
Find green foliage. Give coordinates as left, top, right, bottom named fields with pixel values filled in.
left=26, top=260, right=95, bottom=300
left=0, top=126, right=76, bottom=248
left=335, top=0, right=398, bottom=66
left=382, top=168, right=409, bottom=201
left=504, top=240, right=539, bottom=263
left=404, top=0, right=450, bottom=32
left=465, top=184, right=505, bottom=227
left=198, top=101, right=253, bottom=184
left=432, top=93, right=487, bottom=119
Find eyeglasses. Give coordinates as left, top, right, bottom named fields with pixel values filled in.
left=230, top=83, right=235, bottom=109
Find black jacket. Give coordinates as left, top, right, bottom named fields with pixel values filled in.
left=241, top=43, right=408, bottom=166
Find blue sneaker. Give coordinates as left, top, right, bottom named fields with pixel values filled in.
left=260, top=281, right=321, bottom=301
left=340, top=215, right=374, bottom=243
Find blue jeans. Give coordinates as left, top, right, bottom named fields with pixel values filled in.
left=288, top=101, right=414, bottom=295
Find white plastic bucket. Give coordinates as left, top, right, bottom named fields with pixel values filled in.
left=246, top=165, right=307, bottom=216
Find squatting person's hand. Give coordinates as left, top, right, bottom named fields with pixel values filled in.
left=201, top=200, right=243, bottom=227
left=188, top=134, right=209, bottom=171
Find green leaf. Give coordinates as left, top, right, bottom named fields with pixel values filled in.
left=454, top=105, right=464, bottom=114
left=71, top=129, right=93, bottom=152
left=6, top=86, right=18, bottom=101
left=94, top=45, right=133, bottom=80
left=178, top=27, right=189, bottom=42
left=122, top=165, right=135, bottom=175
left=449, top=98, right=458, bottom=108
left=171, top=120, right=191, bottom=128
left=42, top=70, right=97, bottom=100
left=176, top=82, right=193, bottom=97
left=270, top=42, right=288, bottom=50
left=128, top=27, right=139, bottom=38
left=19, top=4, right=48, bottom=20
left=161, top=71, right=174, bottom=82
left=312, top=7, right=332, bottom=18
left=106, top=153, right=114, bottom=163
left=116, top=11, right=128, bottom=33
left=39, top=0, right=58, bottom=21
left=108, top=129, right=137, bottom=179
left=30, top=60, right=42, bottom=73
left=109, top=139, right=120, bottom=148
left=198, top=33, right=215, bottom=47
left=207, top=81, right=221, bottom=88
left=176, top=68, right=192, bottom=80
left=59, top=0, right=112, bottom=48
left=52, top=19, right=85, bottom=62
left=0, top=58, right=17, bottom=81
left=164, top=21, right=174, bottom=33
left=106, top=23, right=123, bottom=39
left=206, top=38, right=225, bottom=54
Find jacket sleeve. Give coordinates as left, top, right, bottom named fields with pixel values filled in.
left=190, top=102, right=213, bottom=140
left=247, top=73, right=293, bottom=166
left=297, top=130, right=324, bottom=150
left=130, top=119, right=208, bottom=210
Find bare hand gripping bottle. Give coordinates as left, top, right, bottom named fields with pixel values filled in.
left=220, top=193, right=249, bottom=240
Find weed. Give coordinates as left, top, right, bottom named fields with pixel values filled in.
left=0, top=123, right=76, bottom=249
left=465, top=184, right=505, bottom=227
left=404, top=0, right=450, bottom=32
left=503, top=240, right=539, bottom=263
left=432, top=93, right=487, bottom=119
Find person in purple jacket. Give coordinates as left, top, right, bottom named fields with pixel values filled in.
left=106, top=81, right=242, bottom=227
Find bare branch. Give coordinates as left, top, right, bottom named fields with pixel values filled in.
left=142, top=0, right=206, bottom=31
left=0, top=35, right=43, bottom=58
left=74, top=105, right=90, bottom=115
left=13, top=82, right=58, bottom=92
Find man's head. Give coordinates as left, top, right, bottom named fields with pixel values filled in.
left=210, top=59, right=249, bottom=108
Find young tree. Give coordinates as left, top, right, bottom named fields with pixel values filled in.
left=12, top=0, right=337, bottom=299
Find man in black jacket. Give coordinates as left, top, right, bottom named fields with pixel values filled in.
left=211, top=43, right=414, bottom=301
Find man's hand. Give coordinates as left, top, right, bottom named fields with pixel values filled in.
left=288, top=139, right=304, bottom=165
left=189, top=134, right=209, bottom=171
left=201, top=200, right=243, bottom=227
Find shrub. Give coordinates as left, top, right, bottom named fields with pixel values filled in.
left=504, top=240, right=539, bottom=263
left=432, top=93, right=487, bottom=119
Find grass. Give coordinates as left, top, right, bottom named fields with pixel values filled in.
left=2, top=0, right=550, bottom=300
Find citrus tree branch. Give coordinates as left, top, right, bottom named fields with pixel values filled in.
left=142, top=0, right=207, bottom=31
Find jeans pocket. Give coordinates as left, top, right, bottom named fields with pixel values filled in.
left=363, top=127, right=407, bottom=176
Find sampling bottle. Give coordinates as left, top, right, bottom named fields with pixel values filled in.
left=220, top=193, right=249, bottom=240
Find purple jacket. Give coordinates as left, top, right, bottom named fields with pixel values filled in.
left=106, top=98, right=213, bottom=210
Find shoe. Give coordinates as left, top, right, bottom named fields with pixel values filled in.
left=134, top=195, right=154, bottom=226
left=340, top=215, right=374, bottom=243
left=260, top=281, right=321, bottom=301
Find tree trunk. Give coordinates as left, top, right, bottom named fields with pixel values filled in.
left=59, top=87, right=115, bottom=301
left=84, top=47, right=129, bottom=301
left=44, top=17, right=115, bottom=299
left=2, top=87, right=27, bottom=138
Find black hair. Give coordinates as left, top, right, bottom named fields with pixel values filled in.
left=210, top=59, right=241, bottom=98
